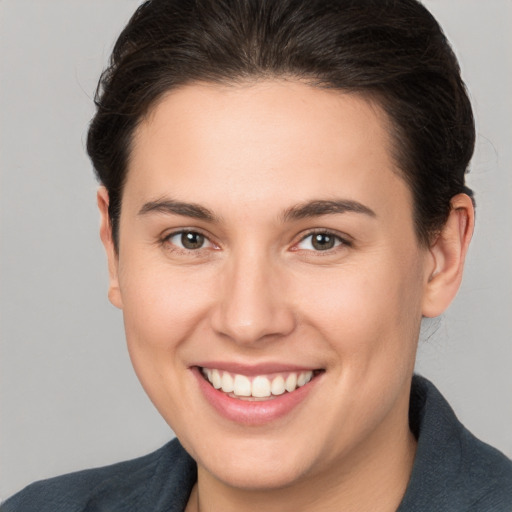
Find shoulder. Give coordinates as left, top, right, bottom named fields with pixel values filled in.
left=456, top=413, right=512, bottom=511
left=0, top=439, right=196, bottom=512
left=398, top=375, right=512, bottom=512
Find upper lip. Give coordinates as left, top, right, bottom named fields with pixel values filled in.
left=192, top=361, right=323, bottom=376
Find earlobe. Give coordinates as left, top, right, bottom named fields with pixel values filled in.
left=97, top=187, right=123, bottom=309
left=422, top=193, right=474, bottom=318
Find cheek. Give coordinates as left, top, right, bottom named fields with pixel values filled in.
left=118, top=257, right=218, bottom=354
left=294, top=252, right=425, bottom=362
left=116, top=259, right=221, bottom=426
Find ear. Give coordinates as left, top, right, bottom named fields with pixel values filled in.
left=422, top=193, right=474, bottom=318
left=97, top=187, right=123, bottom=309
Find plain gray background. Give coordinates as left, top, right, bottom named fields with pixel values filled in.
left=1, top=0, right=511, bottom=501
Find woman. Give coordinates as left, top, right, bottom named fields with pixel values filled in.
left=2, top=0, right=511, bottom=510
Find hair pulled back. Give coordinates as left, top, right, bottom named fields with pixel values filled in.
left=87, top=0, right=475, bottom=248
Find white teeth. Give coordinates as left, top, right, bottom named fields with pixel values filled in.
left=251, top=376, right=271, bottom=398
left=202, top=368, right=316, bottom=398
left=298, top=371, right=312, bottom=387
left=221, top=372, right=234, bottom=393
left=271, top=375, right=285, bottom=395
left=211, top=369, right=222, bottom=389
left=285, top=373, right=297, bottom=392
left=233, top=374, right=251, bottom=396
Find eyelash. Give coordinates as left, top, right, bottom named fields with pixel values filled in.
left=161, top=229, right=217, bottom=255
left=160, top=229, right=352, bottom=255
left=293, top=230, right=352, bottom=254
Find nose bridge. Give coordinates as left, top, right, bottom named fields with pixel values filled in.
left=211, top=244, right=295, bottom=345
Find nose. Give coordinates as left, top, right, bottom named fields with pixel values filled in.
left=210, top=250, right=296, bottom=346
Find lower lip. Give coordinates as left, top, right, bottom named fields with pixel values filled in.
left=192, top=367, right=320, bottom=426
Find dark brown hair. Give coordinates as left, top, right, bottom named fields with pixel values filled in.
left=87, top=0, right=475, bottom=249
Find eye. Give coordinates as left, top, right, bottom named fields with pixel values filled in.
left=296, top=232, right=346, bottom=251
left=164, top=230, right=214, bottom=251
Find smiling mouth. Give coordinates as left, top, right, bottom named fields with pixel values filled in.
left=200, top=367, right=323, bottom=401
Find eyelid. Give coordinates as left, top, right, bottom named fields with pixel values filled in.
left=160, top=228, right=218, bottom=252
left=158, top=227, right=352, bottom=254
left=292, top=229, right=353, bottom=251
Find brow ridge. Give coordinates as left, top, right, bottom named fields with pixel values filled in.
left=283, top=199, right=376, bottom=221
left=138, top=198, right=218, bottom=222
left=138, top=197, right=375, bottom=224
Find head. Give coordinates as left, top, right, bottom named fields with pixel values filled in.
left=87, top=0, right=475, bottom=250
left=88, top=0, right=475, bottom=503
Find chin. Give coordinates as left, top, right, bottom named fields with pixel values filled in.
left=185, top=432, right=317, bottom=491
left=205, top=457, right=309, bottom=491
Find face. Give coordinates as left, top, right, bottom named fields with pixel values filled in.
left=101, top=81, right=436, bottom=492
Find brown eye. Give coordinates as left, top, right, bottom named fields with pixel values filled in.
left=311, top=233, right=336, bottom=250
left=296, top=232, right=345, bottom=252
left=180, top=231, right=205, bottom=249
left=165, top=230, right=212, bottom=251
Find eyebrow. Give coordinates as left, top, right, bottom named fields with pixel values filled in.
left=282, top=199, right=376, bottom=221
left=138, top=198, right=219, bottom=222
left=138, top=197, right=376, bottom=223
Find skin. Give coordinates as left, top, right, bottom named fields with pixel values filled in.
left=98, top=80, right=474, bottom=512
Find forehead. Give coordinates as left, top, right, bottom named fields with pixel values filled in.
left=126, top=80, right=411, bottom=221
